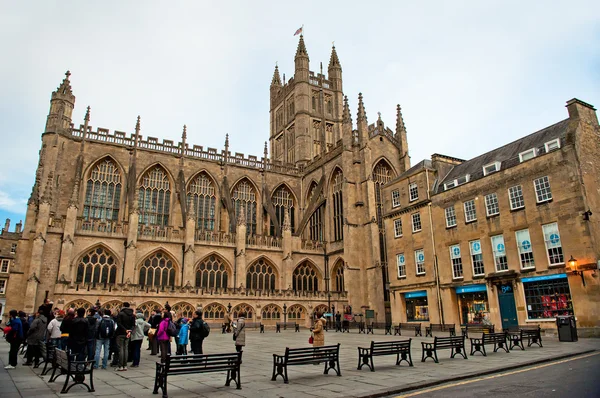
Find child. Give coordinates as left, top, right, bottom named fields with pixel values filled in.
left=177, top=318, right=190, bottom=355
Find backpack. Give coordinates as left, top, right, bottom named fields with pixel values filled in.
left=167, top=320, right=178, bottom=337
left=98, top=319, right=115, bottom=339
left=200, top=321, right=210, bottom=338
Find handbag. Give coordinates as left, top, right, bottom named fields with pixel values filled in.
left=148, top=328, right=156, bottom=338
left=308, top=335, right=314, bottom=344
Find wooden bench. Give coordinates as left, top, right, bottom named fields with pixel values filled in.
left=271, top=343, right=341, bottom=384
left=276, top=322, right=299, bottom=332
left=39, top=340, right=56, bottom=376
left=153, top=352, right=242, bottom=397
left=507, top=326, right=543, bottom=350
left=357, top=339, right=413, bottom=371
left=421, top=335, right=467, bottom=363
left=425, top=323, right=456, bottom=337
left=461, top=324, right=494, bottom=338
left=366, top=322, right=392, bottom=335
left=394, top=322, right=422, bottom=337
left=244, top=322, right=265, bottom=333
left=469, top=332, right=509, bottom=356
left=48, top=349, right=95, bottom=394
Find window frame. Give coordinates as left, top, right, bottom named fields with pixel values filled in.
left=0, top=259, right=9, bottom=273
left=469, top=240, right=485, bottom=276
left=409, top=183, right=419, bottom=202
left=445, top=206, right=457, bottom=228
left=508, top=185, right=525, bottom=210
left=0, top=279, right=5, bottom=294
left=482, top=161, right=501, bottom=176
left=397, top=253, right=406, bottom=279
left=391, top=189, right=401, bottom=208
left=449, top=244, right=464, bottom=279
left=415, top=249, right=426, bottom=275
left=533, top=176, right=552, bottom=203
left=394, top=218, right=403, bottom=238
left=463, top=199, right=477, bottom=223
left=515, top=229, right=535, bottom=270
left=491, top=234, right=508, bottom=272
left=10, top=243, right=17, bottom=254
left=523, top=277, right=573, bottom=320
left=544, top=139, right=561, bottom=152
left=519, top=148, right=537, bottom=162
left=542, top=222, right=564, bottom=266
left=484, top=193, right=500, bottom=217
left=411, top=212, right=422, bottom=233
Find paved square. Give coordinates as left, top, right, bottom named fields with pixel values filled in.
left=1, top=329, right=598, bottom=397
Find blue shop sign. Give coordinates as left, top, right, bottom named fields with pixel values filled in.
left=404, top=290, right=427, bottom=299
left=521, top=273, right=567, bottom=283
left=455, top=284, right=487, bottom=294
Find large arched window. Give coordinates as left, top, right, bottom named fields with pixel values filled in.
left=287, top=304, right=306, bottom=320
left=138, top=251, right=176, bottom=288
left=293, top=262, right=319, bottom=292
left=83, top=158, right=122, bottom=221
left=171, top=302, right=196, bottom=319
left=246, top=258, right=277, bottom=290
left=195, top=255, right=229, bottom=289
left=331, top=169, right=344, bottom=241
left=139, top=166, right=171, bottom=227
left=76, top=246, right=117, bottom=285
left=261, top=304, right=281, bottom=320
left=203, top=303, right=226, bottom=320
left=187, top=172, right=216, bottom=231
left=136, top=301, right=161, bottom=319
left=232, top=179, right=257, bottom=235
left=332, top=261, right=345, bottom=292
left=64, top=300, right=93, bottom=312
left=307, top=182, right=324, bottom=241
left=232, top=303, right=255, bottom=320
left=271, top=185, right=295, bottom=235
left=373, top=160, right=394, bottom=302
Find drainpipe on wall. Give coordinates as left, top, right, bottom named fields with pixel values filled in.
left=426, top=170, right=444, bottom=324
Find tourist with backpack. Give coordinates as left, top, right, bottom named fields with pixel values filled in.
left=131, top=312, right=150, bottom=367
left=176, top=318, right=190, bottom=355
left=156, top=310, right=175, bottom=364
left=94, top=309, right=115, bottom=369
left=189, top=309, right=209, bottom=354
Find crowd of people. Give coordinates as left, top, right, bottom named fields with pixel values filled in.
left=1, top=300, right=247, bottom=371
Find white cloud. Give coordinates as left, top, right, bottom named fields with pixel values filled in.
left=0, top=190, right=27, bottom=214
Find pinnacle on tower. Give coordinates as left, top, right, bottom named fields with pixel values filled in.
left=357, top=92, right=367, bottom=123
left=396, top=104, right=407, bottom=136
left=135, top=115, right=141, bottom=135
left=295, top=35, right=309, bottom=59
left=282, top=208, right=291, bottom=231
left=225, top=133, right=230, bottom=149
left=182, top=124, right=187, bottom=141
left=187, top=197, right=196, bottom=220
left=271, top=65, right=282, bottom=87
left=57, top=70, right=73, bottom=95
left=41, top=172, right=54, bottom=204
left=343, top=95, right=352, bottom=124
left=84, top=106, right=91, bottom=123
left=328, top=45, right=341, bottom=69
left=264, top=141, right=268, bottom=158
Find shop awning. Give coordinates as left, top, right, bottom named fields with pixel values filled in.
left=404, top=290, right=427, bottom=298
left=521, top=273, right=567, bottom=283
left=455, top=284, right=487, bottom=294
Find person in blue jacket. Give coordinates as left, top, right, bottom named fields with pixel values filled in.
left=177, top=318, right=190, bottom=355
left=5, top=310, right=24, bottom=369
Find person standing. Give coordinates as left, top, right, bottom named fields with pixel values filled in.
left=25, top=310, right=47, bottom=367
left=115, top=302, right=135, bottom=371
left=60, top=308, right=75, bottom=350
left=189, top=310, right=208, bottom=355
left=64, top=308, right=89, bottom=361
left=233, top=311, right=246, bottom=353
left=156, top=310, right=172, bottom=364
left=177, top=318, right=189, bottom=355
left=335, top=311, right=342, bottom=332
left=85, top=308, right=99, bottom=361
left=4, top=310, right=24, bottom=369
left=131, top=312, right=150, bottom=367
left=47, top=310, right=64, bottom=349
left=312, top=314, right=325, bottom=347
left=149, top=308, right=162, bottom=356
left=94, top=309, right=115, bottom=370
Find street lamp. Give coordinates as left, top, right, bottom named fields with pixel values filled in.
left=283, top=303, right=287, bottom=329
left=569, top=256, right=586, bottom=286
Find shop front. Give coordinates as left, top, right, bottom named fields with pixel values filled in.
left=521, top=273, right=574, bottom=320
left=404, top=290, right=429, bottom=322
left=455, top=284, right=489, bottom=325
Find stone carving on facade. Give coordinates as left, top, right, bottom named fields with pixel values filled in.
left=28, top=272, right=40, bottom=283
left=62, top=234, right=74, bottom=245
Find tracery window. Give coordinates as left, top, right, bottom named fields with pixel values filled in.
left=232, top=179, right=257, bottom=235
left=287, top=304, right=306, bottom=320
left=195, top=255, right=229, bottom=289
left=76, top=246, right=117, bottom=285
left=171, top=302, right=196, bottom=319
left=101, top=301, right=123, bottom=317
left=187, top=172, right=216, bottom=231
left=307, top=182, right=324, bottom=241
left=261, top=304, right=281, bottom=320
left=271, top=185, right=295, bottom=235
left=83, top=158, right=122, bottom=221
left=332, top=169, right=344, bottom=241
left=246, top=259, right=277, bottom=290
left=293, top=262, right=319, bottom=292
left=232, top=303, right=254, bottom=320
left=333, top=262, right=345, bottom=292
left=136, top=301, right=161, bottom=319
left=373, top=160, right=393, bottom=302
left=138, top=251, right=176, bottom=288
left=64, top=300, right=93, bottom=312
left=203, top=303, right=226, bottom=320
left=139, top=166, right=171, bottom=227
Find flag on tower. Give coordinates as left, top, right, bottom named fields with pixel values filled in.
left=294, top=26, right=303, bottom=36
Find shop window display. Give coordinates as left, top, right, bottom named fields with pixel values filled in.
left=458, top=292, right=489, bottom=324
left=523, top=276, right=573, bottom=319
left=406, top=298, right=429, bottom=321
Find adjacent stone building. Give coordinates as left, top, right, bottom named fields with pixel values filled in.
left=383, top=99, right=600, bottom=336
left=1, top=219, right=21, bottom=322
left=5, top=36, right=410, bottom=326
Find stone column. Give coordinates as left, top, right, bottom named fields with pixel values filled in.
left=183, top=201, right=196, bottom=285
left=235, top=207, right=247, bottom=288
left=24, top=198, right=51, bottom=313
left=281, top=209, right=293, bottom=290
left=123, top=202, right=139, bottom=284
left=57, top=201, right=78, bottom=281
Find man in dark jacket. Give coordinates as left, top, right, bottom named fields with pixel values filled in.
left=149, top=308, right=162, bottom=356
left=5, top=310, right=24, bottom=369
left=25, top=310, right=47, bottom=367
left=85, top=308, right=99, bottom=361
left=189, top=309, right=207, bottom=354
left=115, top=302, right=135, bottom=371
left=62, top=308, right=89, bottom=361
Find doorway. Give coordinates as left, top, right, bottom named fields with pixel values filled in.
left=497, top=283, right=518, bottom=331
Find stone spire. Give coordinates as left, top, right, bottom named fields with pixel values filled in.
left=180, top=124, right=187, bottom=155
left=282, top=208, right=291, bottom=231
left=236, top=205, right=246, bottom=226
left=396, top=104, right=410, bottom=172
left=133, top=115, right=141, bottom=152
left=342, top=95, right=352, bottom=124
left=263, top=141, right=268, bottom=162
left=395, top=104, right=407, bottom=137
left=328, top=45, right=341, bottom=69
left=41, top=172, right=54, bottom=204
left=225, top=133, right=230, bottom=150
left=295, top=35, right=309, bottom=58
left=45, top=70, right=76, bottom=134
left=80, top=106, right=90, bottom=151
left=271, top=65, right=282, bottom=87
left=57, top=70, right=73, bottom=96
left=357, top=92, right=367, bottom=123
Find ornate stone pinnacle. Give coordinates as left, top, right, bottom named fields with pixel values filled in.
left=84, top=106, right=91, bottom=122
left=182, top=125, right=187, bottom=141
left=187, top=198, right=196, bottom=220
left=396, top=104, right=407, bottom=135
left=236, top=205, right=246, bottom=226
left=282, top=208, right=291, bottom=231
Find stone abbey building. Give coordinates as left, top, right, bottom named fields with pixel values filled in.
left=6, top=36, right=599, bottom=334
left=6, top=36, right=409, bottom=326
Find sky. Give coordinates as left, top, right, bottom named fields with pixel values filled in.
left=0, top=1, right=599, bottom=227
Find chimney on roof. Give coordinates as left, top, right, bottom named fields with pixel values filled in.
left=15, top=220, right=22, bottom=234
left=3, top=218, right=9, bottom=233
left=566, top=98, right=598, bottom=127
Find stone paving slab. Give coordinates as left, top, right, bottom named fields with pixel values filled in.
left=1, top=329, right=598, bottom=397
